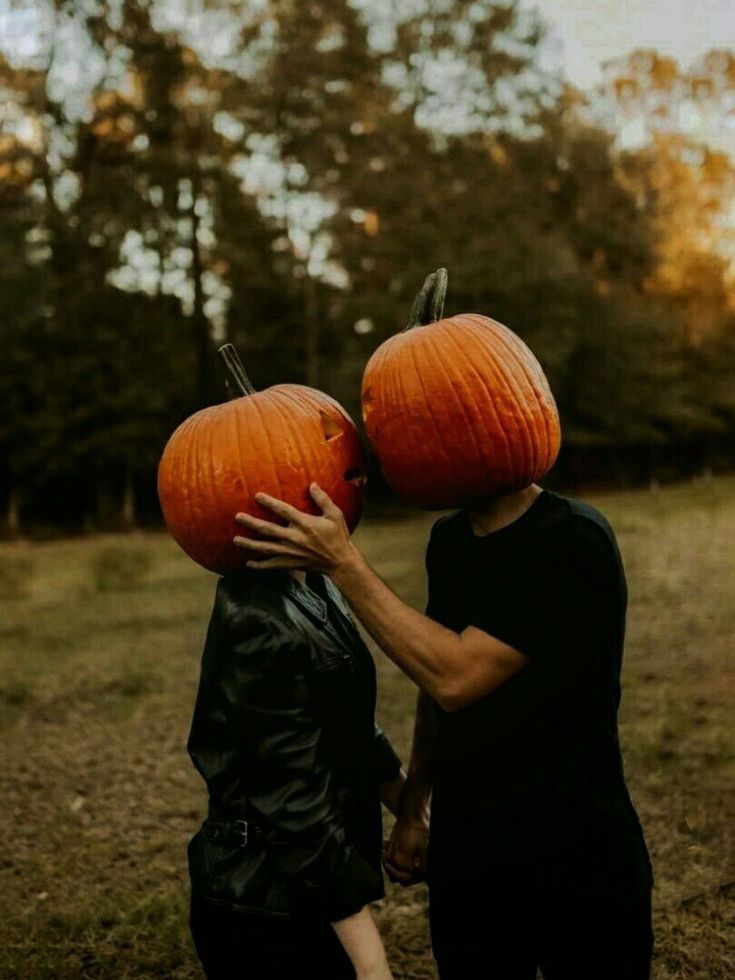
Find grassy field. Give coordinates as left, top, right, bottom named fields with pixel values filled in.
left=1, top=478, right=734, bottom=979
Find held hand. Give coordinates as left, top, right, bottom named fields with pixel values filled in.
left=383, top=813, right=429, bottom=888
left=233, top=484, right=357, bottom=574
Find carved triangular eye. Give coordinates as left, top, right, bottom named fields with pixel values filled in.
left=320, top=411, right=343, bottom=442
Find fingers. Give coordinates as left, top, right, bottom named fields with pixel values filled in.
left=240, top=487, right=342, bottom=528
left=309, top=483, right=341, bottom=520
left=254, top=492, right=307, bottom=526
left=244, top=557, right=307, bottom=571
left=235, top=512, right=297, bottom=541
left=383, top=860, right=422, bottom=887
left=233, top=536, right=301, bottom=558
left=383, top=838, right=423, bottom=886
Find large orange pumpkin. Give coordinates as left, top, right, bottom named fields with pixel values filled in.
left=361, top=269, right=561, bottom=509
left=158, top=345, right=365, bottom=573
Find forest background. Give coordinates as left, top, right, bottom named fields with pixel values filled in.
left=2, top=0, right=735, bottom=533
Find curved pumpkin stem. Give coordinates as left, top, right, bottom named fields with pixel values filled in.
left=405, top=267, right=448, bottom=330
left=218, top=343, right=256, bottom=397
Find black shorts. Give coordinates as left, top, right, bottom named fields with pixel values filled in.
left=189, top=896, right=355, bottom=980
left=429, top=876, right=653, bottom=980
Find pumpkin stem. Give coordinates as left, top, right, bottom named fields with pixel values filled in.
left=405, top=267, right=448, bottom=330
left=218, top=343, right=256, bottom=397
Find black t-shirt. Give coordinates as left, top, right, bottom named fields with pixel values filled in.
left=426, top=490, right=652, bottom=896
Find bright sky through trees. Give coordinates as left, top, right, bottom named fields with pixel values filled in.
left=4, top=0, right=734, bottom=89
left=529, top=0, right=735, bottom=89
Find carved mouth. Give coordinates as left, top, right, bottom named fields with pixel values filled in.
left=344, top=465, right=367, bottom=487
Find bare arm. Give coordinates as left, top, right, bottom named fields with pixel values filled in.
left=331, top=906, right=392, bottom=980
left=383, top=691, right=434, bottom=886
left=401, top=690, right=436, bottom=819
left=234, top=485, right=528, bottom=712
left=379, top=768, right=407, bottom=817
left=330, top=544, right=526, bottom=710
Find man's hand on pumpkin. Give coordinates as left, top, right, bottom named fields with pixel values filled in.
left=233, top=484, right=359, bottom=574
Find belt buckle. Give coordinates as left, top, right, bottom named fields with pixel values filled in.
left=233, top=819, right=248, bottom=847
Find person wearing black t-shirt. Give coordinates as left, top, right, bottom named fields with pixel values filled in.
left=233, top=481, right=654, bottom=980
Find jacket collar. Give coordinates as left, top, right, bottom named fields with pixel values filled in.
left=282, top=573, right=361, bottom=654
left=283, top=574, right=328, bottom=626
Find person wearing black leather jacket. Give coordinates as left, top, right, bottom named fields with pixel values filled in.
left=186, top=564, right=404, bottom=979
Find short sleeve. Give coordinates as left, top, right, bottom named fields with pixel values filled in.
left=467, top=519, right=621, bottom=673
left=425, top=518, right=449, bottom=622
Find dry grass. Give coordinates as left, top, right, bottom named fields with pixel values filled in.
left=1, top=479, right=733, bottom=979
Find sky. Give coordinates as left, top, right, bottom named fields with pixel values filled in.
left=1, top=0, right=734, bottom=90
left=529, top=0, right=735, bottom=89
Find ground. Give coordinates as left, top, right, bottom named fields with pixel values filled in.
left=0, top=478, right=733, bottom=979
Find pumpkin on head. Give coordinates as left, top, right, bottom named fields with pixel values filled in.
left=158, top=345, right=365, bottom=574
left=361, top=269, right=561, bottom=510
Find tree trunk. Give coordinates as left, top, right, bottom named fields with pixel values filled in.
left=96, top=481, right=116, bottom=529
left=304, top=273, right=319, bottom=388
left=121, top=468, right=136, bottom=529
left=190, top=176, right=215, bottom=407
left=6, top=487, right=21, bottom=539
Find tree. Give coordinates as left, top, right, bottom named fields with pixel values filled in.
left=0, top=54, right=46, bottom=535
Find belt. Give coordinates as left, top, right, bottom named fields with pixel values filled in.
left=202, top=816, right=264, bottom=849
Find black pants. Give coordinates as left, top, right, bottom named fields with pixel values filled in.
left=430, top=878, right=653, bottom=980
left=190, top=896, right=355, bottom=980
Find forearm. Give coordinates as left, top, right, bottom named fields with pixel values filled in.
left=400, top=691, right=435, bottom=819
left=380, top=768, right=407, bottom=817
left=233, top=487, right=526, bottom=710
left=332, top=545, right=461, bottom=701
left=332, top=906, right=391, bottom=979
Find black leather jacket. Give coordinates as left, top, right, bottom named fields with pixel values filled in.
left=187, top=570, right=401, bottom=923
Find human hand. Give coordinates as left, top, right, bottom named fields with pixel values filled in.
left=383, top=812, right=429, bottom=888
left=233, top=483, right=359, bottom=575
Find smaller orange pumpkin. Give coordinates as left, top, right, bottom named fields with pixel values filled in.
left=158, top=345, right=365, bottom=574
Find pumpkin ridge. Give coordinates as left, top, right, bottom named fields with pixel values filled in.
left=206, top=405, right=230, bottom=567
left=425, top=325, right=490, bottom=488
left=199, top=409, right=224, bottom=570
left=280, top=387, right=330, bottom=479
left=170, top=428, right=186, bottom=551
left=487, top=317, right=558, bottom=473
left=439, top=321, right=516, bottom=486
left=232, top=398, right=253, bottom=544
left=467, top=313, right=550, bottom=476
left=177, top=415, right=200, bottom=564
left=378, top=346, right=396, bottom=448
left=272, top=386, right=313, bottom=509
left=461, top=315, right=535, bottom=482
left=455, top=317, right=532, bottom=483
left=188, top=411, right=214, bottom=569
left=405, top=331, right=456, bottom=495
left=253, top=390, right=287, bottom=505
left=368, top=347, right=387, bottom=437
